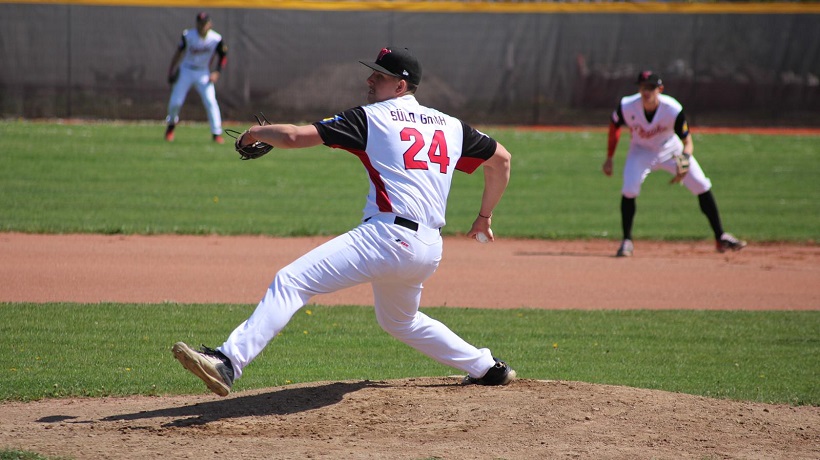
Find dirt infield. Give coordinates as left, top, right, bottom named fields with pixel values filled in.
left=1, top=378, right=817, bottom=460
left=1, top=233, right=818, bottom=459
left=2, top=233, right=818, bottom=309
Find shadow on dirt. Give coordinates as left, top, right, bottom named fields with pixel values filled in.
left=99, top=380, right=386, bottom=427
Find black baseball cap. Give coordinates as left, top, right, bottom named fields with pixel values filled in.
left=196, top=12, right=210, bottom=23
left=360, top=47, right=422, bottom=86
left=636, top=70, right=662, bottom=86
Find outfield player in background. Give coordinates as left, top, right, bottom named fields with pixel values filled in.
left=164, top=12, right=227, bottom=144
left=602, top=71, right=746, bottom=257
left=172, top=47, right=516, bottom=396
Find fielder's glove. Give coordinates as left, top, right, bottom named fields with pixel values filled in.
left=670, top=153, right=690, bottom=184
left=226, top=113, right=274, bottom=160
left=168, top=69, right=179, bottom=85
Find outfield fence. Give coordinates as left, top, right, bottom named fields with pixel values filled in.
left=1, top=1, right=818, bottom=126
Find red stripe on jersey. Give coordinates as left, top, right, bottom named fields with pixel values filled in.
left=455, top=156, right=484, bottom=174
left=330, top=145, right=393, bottom=212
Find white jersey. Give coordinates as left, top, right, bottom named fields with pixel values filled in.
left=614, top=93, right=684, bottom=160
left=314, top=95, right=497, bottom=229
left=178, top=28, right=223, bottom=70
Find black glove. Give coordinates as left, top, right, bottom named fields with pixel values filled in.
left=227, top=114, right=274, bottom=160
left=168, top=69, right=179, bottom=85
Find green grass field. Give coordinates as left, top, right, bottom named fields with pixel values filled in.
left=0, top=120, right=817, bottom=407
left=0, top=120, right=817, bottom=241
left=1, top=304, right=817, bottom=406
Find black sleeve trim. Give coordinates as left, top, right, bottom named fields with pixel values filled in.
left=460, top=122, right=497, bottom=160
left=313, top=107, right=368, bottom=151
left=611, top=104, right=626, bottom=127
left=674, top=111, right=689, bottom=139
left=215, top=40, right=227, bottom=71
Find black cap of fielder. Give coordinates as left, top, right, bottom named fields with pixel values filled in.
left=196, top=12, right=210, bottom=23
left=636, top=70, right=662, bottom=86
left=360, top=47, right=422, bottom=86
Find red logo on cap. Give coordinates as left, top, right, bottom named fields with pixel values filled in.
left=377, top=48, right=391, bottom=61
left=641, top=71, right=652, bottom=80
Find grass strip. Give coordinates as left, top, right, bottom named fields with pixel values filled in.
left=0, top=121, right=817, bottom=241
left=1, top=303, right=816, bottom=405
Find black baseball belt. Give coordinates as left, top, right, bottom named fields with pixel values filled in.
left=364, top=215, right=419, bottom=232
left=392, top=216, right=419, bottom=231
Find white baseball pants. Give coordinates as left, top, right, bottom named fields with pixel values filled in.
left=165, top=66, right=223, bottom=135
left=218, top=212, right=496, bottom=380
left=622, top=149, right=712, bottom=198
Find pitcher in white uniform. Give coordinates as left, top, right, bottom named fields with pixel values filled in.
left=164, top=12, right=227, bottom=144
left=172, top=47, right=516, bottom=396
left=602, top=71, right=746, bottom=257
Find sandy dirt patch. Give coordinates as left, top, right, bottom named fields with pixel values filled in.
left=1, top=233, right=818, bottom=459
left=2, top=233, right=818, bottom=309
left=0, top=378, right=817, bottom=459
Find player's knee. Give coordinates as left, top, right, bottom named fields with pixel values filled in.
left=621, top=189, right=640, bottom=199
left=375, top=315, right=414, bottom=339
left=267, top=269, right=311, bottom=303
left=685, top=179, right=712, bottom=196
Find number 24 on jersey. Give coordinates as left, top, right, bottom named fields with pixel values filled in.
left=401, top=128, right=450, bottom=174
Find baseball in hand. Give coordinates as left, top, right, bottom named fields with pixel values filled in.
left=475, top=229, right=493, bottom=243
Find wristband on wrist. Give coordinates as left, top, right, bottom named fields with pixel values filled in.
left=478, top=212, right=492, bottom=219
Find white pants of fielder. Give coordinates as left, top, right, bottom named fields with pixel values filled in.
left=165, top=66, right=223, bottom=136
left=621, top=148, right=712, bottom=198
left=218, top=212, right=497, bottom=380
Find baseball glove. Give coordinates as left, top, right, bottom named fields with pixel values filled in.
left=670, top=153, right=690, bottom=184
left=168, top=69, right=179, bottom=85
left=226, top=113, right=274, bottom=160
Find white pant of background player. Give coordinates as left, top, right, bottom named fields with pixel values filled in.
left=165, top=65, right=223, bottom=136
left=621, top=148, right=712, bottom=198
left=219, top=212, right=497, bottom=380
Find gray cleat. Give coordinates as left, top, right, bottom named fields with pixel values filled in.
left=172, top=342, right=234, bottom=396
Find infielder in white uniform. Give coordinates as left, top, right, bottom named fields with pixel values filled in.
left=603, top=71, right=746, bottom=257
left=164, top=12, right=227, bottom=144
left=173, top=47, right=516, bottom=396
